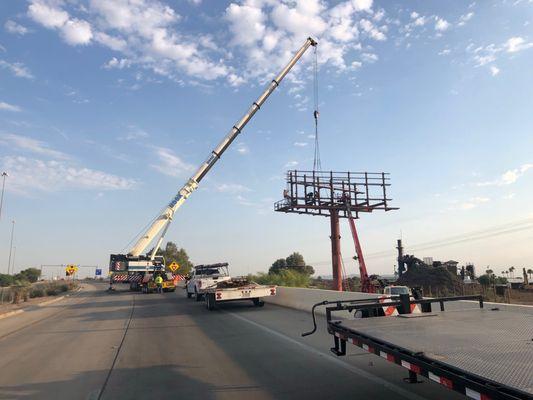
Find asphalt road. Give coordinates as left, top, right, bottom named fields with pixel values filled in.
left=0, top=283, right=465, bottom=400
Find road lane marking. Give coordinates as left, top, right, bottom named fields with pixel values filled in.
left=226, top=311, right=428, bottom=400
left=97, top=294, right=136, bottom=400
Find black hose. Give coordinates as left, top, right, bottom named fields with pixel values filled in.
left=301, top=300, right=329, bottom=337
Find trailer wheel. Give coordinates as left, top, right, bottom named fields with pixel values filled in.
left=252, top=298, right=264, bottom=307
left=206, top=293, right=216, bottom=311
left=195, top=288, right=203, bottom=302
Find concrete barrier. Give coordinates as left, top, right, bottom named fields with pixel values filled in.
left=264, top=286, right=533, bottom=317
left=264, top=286, right=380, bottom=318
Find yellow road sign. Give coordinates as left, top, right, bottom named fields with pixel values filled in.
left=168, top=262, right=180, bottom=272
left=66, top=264, right=78, bottom=275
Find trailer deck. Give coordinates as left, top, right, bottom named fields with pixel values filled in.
left=305, top=295, right=533, bottom=400
left=335, top=307, right=532, bottom=398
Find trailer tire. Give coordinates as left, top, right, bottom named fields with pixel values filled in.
left=252, top=298, right=264, bottom=307
left=206, top=293, right=216, bottom=311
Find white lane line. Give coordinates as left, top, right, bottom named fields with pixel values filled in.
left=225, top=311, right=428, bottom=400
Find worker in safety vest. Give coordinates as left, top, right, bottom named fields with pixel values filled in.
left=154, top=274, right=163, bottom=293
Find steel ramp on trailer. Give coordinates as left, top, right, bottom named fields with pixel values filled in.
left=305, top=295, right=533, bottom=400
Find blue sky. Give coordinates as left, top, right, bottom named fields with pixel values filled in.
left=0, top=0, right=532, bottom=278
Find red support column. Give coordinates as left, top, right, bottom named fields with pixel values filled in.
left=330, top=209, right=343, bottom=291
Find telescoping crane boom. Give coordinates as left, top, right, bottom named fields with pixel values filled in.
left=110, top=37, right=317, bottom=276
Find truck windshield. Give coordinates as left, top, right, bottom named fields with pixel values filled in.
left=198, top=268, right=224, bottom=276
left=390, top=287, right=409, bottom=295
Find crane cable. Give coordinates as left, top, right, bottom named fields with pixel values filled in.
left=312, top=45, right=322, bottom=171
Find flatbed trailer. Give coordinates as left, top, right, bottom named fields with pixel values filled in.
left=303, top=295, right=532, bottom=400
left=204, top=277, right=276, bottom=310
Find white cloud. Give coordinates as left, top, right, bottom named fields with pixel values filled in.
left=0, top=133, right=68, bottom=159
left=459, top=197, right=490, bottom=210
left=150, top=146, right=194, bottom=177
left=215, top=183, right=252, bottom=193
left=476, top=164, right=533, bottom=186
left=118, top=126, right=149, bottom=141
left=0, top=102, right=21, bottom=112
left=1, top=156, right=136, bottom=194
left=235, top=142, right=249, bottom=154
left=285, top=160, right=298, bottom=168
left=94, top=32, right=127, bottom=52
left=223, top=0, right=385, bottom=83
left=0, top=60, right=34, bottom=79
left=28, top=1, right=69, bottom=28
left=458, top=12, right=474, bottom=27
left=435, top=18, right=450, bottom=32
left=5, top=20, right=29, bottom=35
left=362, top=52, right=378, bottom=63
left=470, top=37, right=533, bottom=69
left=104, top=57, right=132, bottom=69
left=61, top=18, right=93, bottom=45
left=359, top=18, right=386, bottom=41
left=505, top=36, right=533, bottom=53
left=490, top=65, right=500, bottom=76
left=293, top=142, right=308, bottom=147
left=438, top=49, right=451, bottom=56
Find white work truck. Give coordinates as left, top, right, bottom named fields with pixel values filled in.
left=186, top=263, right=231, bottom=301
left=204, top=277, right=277, bottom=310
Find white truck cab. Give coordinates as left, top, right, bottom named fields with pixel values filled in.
left=186, top=263, right=231, bottom=301
left=383, top=285, right=411, bottom=296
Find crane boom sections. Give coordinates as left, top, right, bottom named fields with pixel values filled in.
left=128, top=37, right=317, bottom=257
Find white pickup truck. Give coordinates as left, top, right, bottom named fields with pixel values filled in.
left=185, top=263, right=231, bottom=301
left=204, top=277, right=277, bottom=310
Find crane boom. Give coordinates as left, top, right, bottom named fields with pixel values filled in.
left=128, top=37, right=317, bottom=257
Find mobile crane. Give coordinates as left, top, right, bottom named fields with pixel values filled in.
left=109, top=37, right=318, bottom=284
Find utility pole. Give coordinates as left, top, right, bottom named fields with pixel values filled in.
left=397, top=239, right=405, bottom=277
left=0, top=172, right=8, bottom=221
left=7, top=220, right=15, bottom=275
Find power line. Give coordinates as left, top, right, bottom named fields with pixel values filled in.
left=309, top=217, right=533, bottom=266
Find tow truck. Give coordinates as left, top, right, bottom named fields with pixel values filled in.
left=108, top=37, right=317, bottom=284
left=302, top=293, right=533, bottom=399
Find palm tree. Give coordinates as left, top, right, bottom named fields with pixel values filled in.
left=502, top=270, right=508, bottom=278
left=485, top=268, right=493, bottom=276
left=509, top=266, right=515, bottom=278
left=527, top=269, right=533, bottom=280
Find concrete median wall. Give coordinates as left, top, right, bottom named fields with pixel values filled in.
left=264, top=286, right=533, bottom=317
left=264, top=286, right=380, bottom=318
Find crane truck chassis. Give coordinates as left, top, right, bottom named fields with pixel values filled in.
left=302, top=294, right=532, bottom=400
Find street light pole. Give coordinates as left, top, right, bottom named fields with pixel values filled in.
left=11, top=246, right=16, bottom=275
left=7, top=220, right=15, bottom=275
left=0, top=172, right=8, bottom=221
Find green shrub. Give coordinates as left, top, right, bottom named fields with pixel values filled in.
left=250, top=269, right=310, bottom=288
left=59, top=284, right=69, bottom=292
left=46, top=288, right=59, bottom=296
left=30, top=287, right=45, bottom=298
